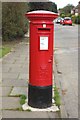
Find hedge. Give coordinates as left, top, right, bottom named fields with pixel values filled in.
left=2, top=3, right=29, bottom=41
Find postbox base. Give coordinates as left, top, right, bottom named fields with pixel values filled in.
left=28, top=84, right=52, bottom=108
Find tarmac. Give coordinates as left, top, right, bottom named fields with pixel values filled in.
left=54, top=24, right=78, bottom=118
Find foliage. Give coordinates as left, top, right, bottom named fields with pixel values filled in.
left=0, top=46, right=11, bottom=58
left=59, top=4, right=74, bottom=17
left=71, top=15, right=80, bottom=24
left=20, top=94, right=27, bottom=105
left=20, top=94, right=27, bottom=100
left=59, top=3, right=80, bottom=24
left=54, top=86, right=61, bottom=108
left=2, top=2, right=29, bottom=41
left=66, top=13, right=72, bottom=17
left=60, top=13, right=65, bottom=18
left=61, top=4, right=74, bottom=15
left=28, top=2, right=57, bottom=13
left=2, top=2, right=57, bottom=41
left=20, top=99, right=25, bottom=105
left=26, top=109, right=31, bottom=112
left=71, top=15, right=76, bottom=23
left=75, top=15, right=80, bottom=24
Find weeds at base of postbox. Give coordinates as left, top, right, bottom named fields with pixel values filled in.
left=19, top=87, right=60, bottom=111
left=3, top=107, right=31, bottom=112
left=53, top=86, right=61, bottom=108
left=3, top=107, right=24, bottom=111
left=26, top=108, right=31, bottom=112
left=19, top=90, right=60, bottom=112
left=19, top=94, right=27, bottom=105
left=19, top=94, right=32, bottom=111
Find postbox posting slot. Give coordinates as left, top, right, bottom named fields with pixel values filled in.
left=38, top=28, right=50, bottom=32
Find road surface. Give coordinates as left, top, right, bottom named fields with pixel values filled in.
left=54, top=23, right=78, bottom=118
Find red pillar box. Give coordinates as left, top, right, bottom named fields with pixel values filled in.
left=25, top=10, right=58, bottom=108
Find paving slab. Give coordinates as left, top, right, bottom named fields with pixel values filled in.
left=47, top=111, right=60, bottom=118
left=0, top=87, right=2, bottom=97
left=2, top=64, right=15, bottom=69
left=2, top=79, right=28, bottom=87
left=9, top=66, right=24, bottom=73
left=14, top=60, right=26, bottom=64
left=18, top=73, right=29, bottom=80
left=0, top=111, right=2, bottom=120
left=2, top=73, right=19, bottom=79
left=2, top=67, right=10, bottom=72
left=2, top=59, right=16, bottom=64
left=3, top=64, right=22, bottom=68
left=1, top=38, right=60, bottom=118
left=0, top=66, right=2, bottom=73
left=2, top=87, right=12, bottom=97
left=14, top=57, right=26, bottom=61
left=0, top=81, right=2, bottom=87
left=0, top=73, right=2, bottom=81
left=0, top=96, right=2, bottom=110
left=2, top=110, right=52, bottom=118
left=2, top=55, right=16, bottom=61
left=2, top=97, right=21, bottom=109
left=10, top=87, right=28, bottom=96
left=20, top=68, right=29, bottom=74
left=21, top=64, right=29, bottom=69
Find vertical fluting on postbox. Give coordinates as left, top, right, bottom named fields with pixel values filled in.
left=25, top=10, right=58, bottom=108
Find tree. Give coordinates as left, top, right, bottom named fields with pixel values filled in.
left=28, top=2, right=57, bottom=13
left=63, top=4, right=74, bottom=14
left=59, top=4, right=74, bottom=16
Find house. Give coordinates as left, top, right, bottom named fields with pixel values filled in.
left=71, top=1, right=80, bottom=16
left=71, top=8, right=75, bottom=15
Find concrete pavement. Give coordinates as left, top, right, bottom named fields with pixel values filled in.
left=1, top=38, right=60, bottom=119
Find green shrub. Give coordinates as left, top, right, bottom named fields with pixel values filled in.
left=71, top=15, right=76, bottom=23
left=75, top=15, right=80, bottom=24
left=60, top=13, right=65, bottom=18
left=66, top=13, right=72, bottom=17
left=2, top=3, right=29, bottom=41
left=71, top=15, right=80, bottom=24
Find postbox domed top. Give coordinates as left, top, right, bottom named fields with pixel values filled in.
left=27, top=10, right=57, bottom=14
left=25, top=10, right=58, bottom=22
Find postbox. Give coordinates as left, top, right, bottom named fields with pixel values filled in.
left=25, top=10, right=58, bottom=108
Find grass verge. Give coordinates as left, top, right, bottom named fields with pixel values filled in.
left=0, top=47, right=11, bottom=58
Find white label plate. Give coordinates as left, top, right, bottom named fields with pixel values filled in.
left=40, top=36, right=48, bottom=50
